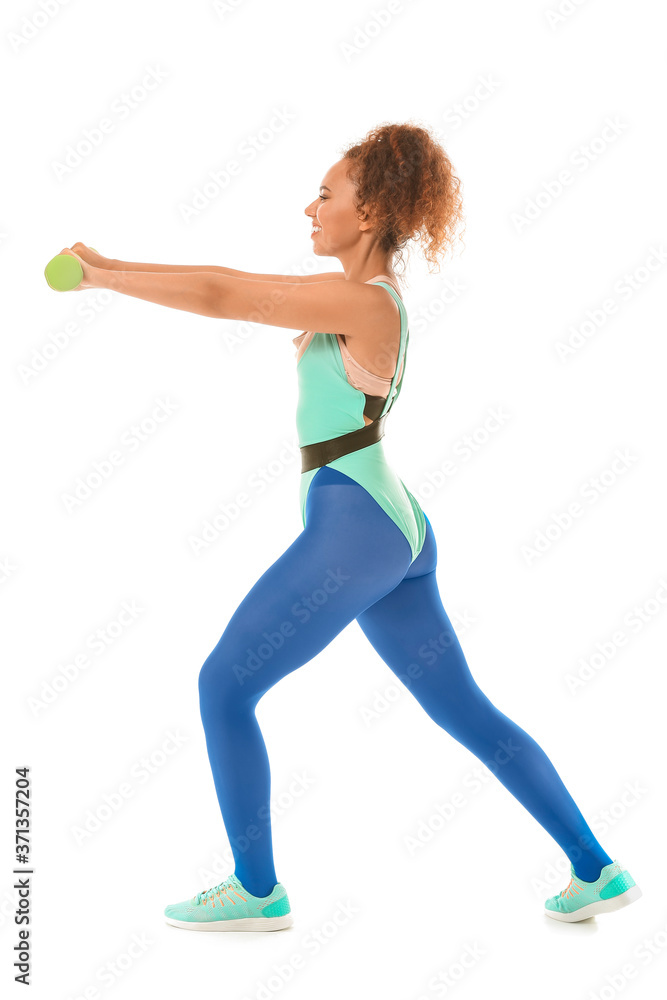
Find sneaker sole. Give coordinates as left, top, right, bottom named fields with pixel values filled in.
left=544, top=884, right=642, bottom=922
left=164, top=913, right=293, bottom=932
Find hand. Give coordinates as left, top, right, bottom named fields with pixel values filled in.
left=65, top=242, right=112, bottom=269
left=58, top=247, right=96, bottom=290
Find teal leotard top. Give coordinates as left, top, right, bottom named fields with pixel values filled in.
left=295, top=279, right=426, bottom=565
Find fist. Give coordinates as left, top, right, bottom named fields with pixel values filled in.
left=63, top=242, right=108, bottom=267
left=58, top=248, right=94, bottom=291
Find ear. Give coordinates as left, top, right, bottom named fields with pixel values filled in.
left=357, top=203, right=374, bottom=232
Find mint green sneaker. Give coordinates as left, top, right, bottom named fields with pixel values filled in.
left=544, top=858, right=642, bottom=922
left=164, top=873, right=293, bottom=931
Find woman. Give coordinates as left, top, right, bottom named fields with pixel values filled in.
left=59, top=122, right=641, bottom=930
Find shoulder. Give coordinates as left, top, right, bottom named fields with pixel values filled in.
left=343, top=281, right=401, bottom=346
left=213, top=273, right=395, bottom=337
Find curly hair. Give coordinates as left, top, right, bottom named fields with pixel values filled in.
left=339, top=120, right=465, bottom=284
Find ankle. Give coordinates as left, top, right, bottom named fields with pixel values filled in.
left=235, top=874, right=276, bottom=898
left=573, top=855, right=613, bottom=883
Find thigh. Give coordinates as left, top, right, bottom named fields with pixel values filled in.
left=355, top=517, right=483, bottom=719
left=200, top=469, right=414, bottom=708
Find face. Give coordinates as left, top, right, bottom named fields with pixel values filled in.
left=304, top=158, right=369, bottom=255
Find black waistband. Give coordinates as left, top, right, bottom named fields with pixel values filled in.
left=300, top=412, right=387, bottom=473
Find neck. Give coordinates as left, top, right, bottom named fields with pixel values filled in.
left=336, top=247, right=397, bottom=287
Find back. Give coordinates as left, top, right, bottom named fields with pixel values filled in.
left=294, top=278, right=426, bottom=565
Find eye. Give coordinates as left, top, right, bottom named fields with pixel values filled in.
left=318, top=194, right=327, bottom=200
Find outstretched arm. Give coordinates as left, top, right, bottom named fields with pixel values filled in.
left=61, top=249, right=393, bottom=334
left=108, top=261, right=345, bottom=283
left=66, top=242, right=344, bottom=282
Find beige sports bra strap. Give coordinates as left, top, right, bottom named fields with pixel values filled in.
left=366, top=273, right=400, bottom=294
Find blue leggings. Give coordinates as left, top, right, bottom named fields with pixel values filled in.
left=199, top=466, right=612, bottom=897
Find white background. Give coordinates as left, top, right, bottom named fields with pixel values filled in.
left=2, top=0, right=666, bottom=997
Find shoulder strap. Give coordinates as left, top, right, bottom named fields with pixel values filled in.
left=371, top=281, right=408, bottom=420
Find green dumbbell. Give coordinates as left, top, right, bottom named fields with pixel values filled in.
left=44, top=247, right=99, bottom=291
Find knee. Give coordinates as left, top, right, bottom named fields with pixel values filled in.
left=198, top=650, right=246, bottom=711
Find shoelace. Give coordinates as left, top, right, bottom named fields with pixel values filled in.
left=194, top=876, right=237, bottom=906
left=561, top=874, right=586, bottom=898
left=560, top=876, right=574, bottom=898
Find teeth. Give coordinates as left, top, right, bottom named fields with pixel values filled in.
left=312, top=226, right=322, bottom=232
